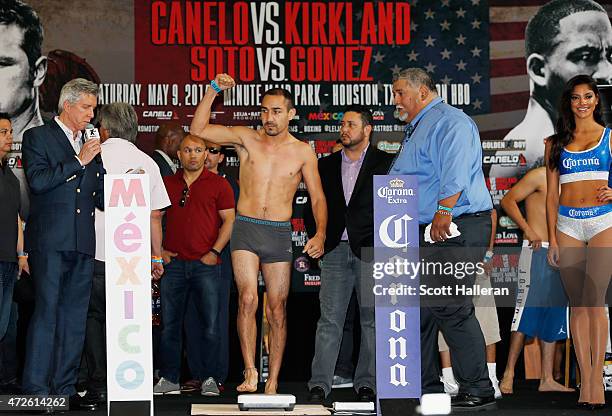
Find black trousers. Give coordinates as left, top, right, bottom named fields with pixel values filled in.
left=419, top=213, right=493, bottom=397
left=22, top=251, right=93, bottom=395
left=83, top=260, right=106, bottom=394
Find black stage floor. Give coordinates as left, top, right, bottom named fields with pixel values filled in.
left=54, top=381, right=610, bottom=416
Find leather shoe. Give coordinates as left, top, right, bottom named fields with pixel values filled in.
left=308, top=386, right=325, bottom=403
left=81, top=391, right=106, bottom=408
left=589, top=403, right=606, bottom=410
left=0, top=381, right=22, bottom=394
left=69, top=394, right=97, bottom=411
left=451, top=393, right=497, bottom=412
left=24, top=408, right=54, bottom=415
left=357, top=386, right=376, bottom=402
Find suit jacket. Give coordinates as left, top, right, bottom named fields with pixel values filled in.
left=150, top=150, right=175, bottom=177
left=22, top=120, right=105, bottom=256
left=305, top=146, right=393, bottom=259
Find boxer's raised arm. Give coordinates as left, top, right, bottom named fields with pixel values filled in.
left=190, top=73, right=256, bottom=146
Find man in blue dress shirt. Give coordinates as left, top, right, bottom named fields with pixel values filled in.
left=389, top=68, right=496, bottom=411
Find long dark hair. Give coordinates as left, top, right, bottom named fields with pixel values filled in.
left=548, top=74, right=604, bottom=170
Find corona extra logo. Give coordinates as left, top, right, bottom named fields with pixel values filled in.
left=389, top=178, right=404, bottom=188
left=379, top=214, right=413, bottom=248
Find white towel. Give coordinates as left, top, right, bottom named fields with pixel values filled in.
left=424, top=222, right=461, bottom=244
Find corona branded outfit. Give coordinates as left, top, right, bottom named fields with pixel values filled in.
left=555, top=125, right=612, bottom=396
left=556, top=127, right=612, bottom=241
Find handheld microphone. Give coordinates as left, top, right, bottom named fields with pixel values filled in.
left=84, top=123, right=102, bottom=163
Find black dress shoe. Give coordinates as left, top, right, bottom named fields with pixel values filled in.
left=357, top=386, right=376, bottom=402
left=0, top=381, right=22, bottom=394
left=24, top=408, right=54, bottom=415
left=81, top=391, right=107, bottom=408
left=308, top=386, right=325, bottom=403
left=577, top=401, right=590, bottom=409
left=589, top=403, right=606, bottom=410
left=451, top=393, right=497, bottom=412
left=69, top=394, right=97, bottom=411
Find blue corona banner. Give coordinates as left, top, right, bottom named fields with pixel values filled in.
left=373, top=175, right=421, bottom=406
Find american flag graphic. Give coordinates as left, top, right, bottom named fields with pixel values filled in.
left=378, top=0, right=490, bottom=118
left=473, top=0, right=612, bottom=140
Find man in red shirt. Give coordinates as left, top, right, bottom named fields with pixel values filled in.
left=154, top=134, right=235, bottom=395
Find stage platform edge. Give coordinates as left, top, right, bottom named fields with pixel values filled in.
left=191, top=404, right=331, bottom=415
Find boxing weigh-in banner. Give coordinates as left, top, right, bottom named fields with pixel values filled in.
left=7, top=0, right=612, bottom=289
left=104, top=175, right=153, bottom=416
left=373, top=175, right=421, bottom=407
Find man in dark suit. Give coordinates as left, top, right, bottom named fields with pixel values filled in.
left=306, top=105, right=393, bottom=402
left=21, top=78, right=104, bottom=408
left=151, top=122, right=183, bottom=177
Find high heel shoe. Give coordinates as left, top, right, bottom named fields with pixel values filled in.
left=588, top=403, right=606, bottom=410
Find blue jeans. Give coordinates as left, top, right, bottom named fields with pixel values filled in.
left=308, top=243, right=376, bottom=396
left=0, top=301, right=18, bottom=385
left=0, top=262, right=17, bottom=340
left=159, top=259, right=222, bottom=384
left=184, top=247, right=231, bottom=382
left=335, top=291, right=358, bottom=379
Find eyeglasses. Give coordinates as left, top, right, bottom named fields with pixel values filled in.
left=179, top=185, right=189, bottom=207
left=207, top=147, right=221, bottom=154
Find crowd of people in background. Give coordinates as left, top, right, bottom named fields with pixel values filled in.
left=0, top=0, right=611, bottom=413
left=0, top=69, right=609, bottom=414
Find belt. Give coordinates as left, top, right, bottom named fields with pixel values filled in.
left=454, top=210, right=492, bottom=220
left=419, top=210, right=491, bottom=227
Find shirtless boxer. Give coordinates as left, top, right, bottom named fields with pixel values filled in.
left=190, top=74, right=327, bottom=394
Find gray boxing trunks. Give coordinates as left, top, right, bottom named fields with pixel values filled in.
left=230, top=214, right=293, bottom=263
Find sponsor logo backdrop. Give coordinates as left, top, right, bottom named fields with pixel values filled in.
left=8, top=0, right=612, bottom=290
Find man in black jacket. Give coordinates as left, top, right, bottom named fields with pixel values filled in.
left=306, top=105, right=393, bottom=402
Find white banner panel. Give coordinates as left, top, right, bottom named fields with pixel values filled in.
left=104, top=174, right=153, bottom=415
